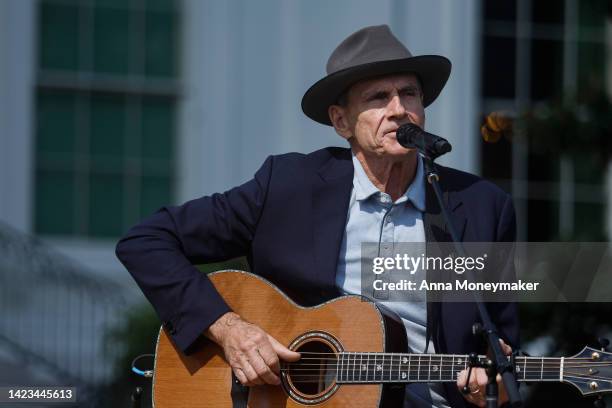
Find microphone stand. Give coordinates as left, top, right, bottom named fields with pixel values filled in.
left=420, top=152, right=522, bottom=408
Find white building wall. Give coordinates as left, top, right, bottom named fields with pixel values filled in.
left=179, top=0, right=482, bottom=200
left=0, top=0, right=481, bottom=278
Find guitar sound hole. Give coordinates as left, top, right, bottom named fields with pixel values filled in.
left=287, top=340, right=338, bottom=397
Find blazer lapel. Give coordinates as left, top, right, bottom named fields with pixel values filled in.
left=311, top=149, right=354, bottom=297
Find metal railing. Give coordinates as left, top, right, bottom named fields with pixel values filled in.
left=0, top=222, right=129, bottom=406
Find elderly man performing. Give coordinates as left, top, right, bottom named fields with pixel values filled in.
left=116, top=25, right=518, bottom=408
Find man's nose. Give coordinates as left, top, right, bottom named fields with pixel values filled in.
left=387, top=94, right=407, bottom=118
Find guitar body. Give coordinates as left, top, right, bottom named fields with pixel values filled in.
left=153, top=270, right=407, bottom=407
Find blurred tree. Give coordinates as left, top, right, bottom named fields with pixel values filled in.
left=515, top=55, right=612, bottom=406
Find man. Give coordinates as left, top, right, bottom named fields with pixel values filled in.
left=116, top=25, right=518, bottom=407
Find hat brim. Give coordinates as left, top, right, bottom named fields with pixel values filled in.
left=301, top=55, right=451, bottom=126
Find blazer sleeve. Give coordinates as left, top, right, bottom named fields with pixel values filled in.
left=115, top=156, right=274, bottom=353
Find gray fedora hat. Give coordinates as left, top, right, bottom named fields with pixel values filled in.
left=301, top=25, right=451, bottom=126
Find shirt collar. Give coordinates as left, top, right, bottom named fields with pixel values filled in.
left=352, top=152, right=426, bottom=212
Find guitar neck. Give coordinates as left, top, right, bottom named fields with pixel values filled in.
left=335, top=352, right=565, bottom=384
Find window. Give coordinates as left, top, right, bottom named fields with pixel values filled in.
left=34, top=0, right=180, bottom=238
left=480, top=0, right=608, bottom=241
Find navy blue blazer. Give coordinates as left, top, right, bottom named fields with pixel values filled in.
left=116, top=147, right=519, bottom=408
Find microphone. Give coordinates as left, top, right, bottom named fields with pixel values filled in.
left=396, top=123, right=452, bottom=158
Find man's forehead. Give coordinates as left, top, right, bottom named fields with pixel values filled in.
left=351, top=73, right=420, bottom=94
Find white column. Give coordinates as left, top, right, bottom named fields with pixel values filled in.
left=0, top=0, right=37, bottom=232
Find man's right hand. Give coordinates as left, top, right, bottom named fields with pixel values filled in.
left=205, top=312, right=301, bottom=386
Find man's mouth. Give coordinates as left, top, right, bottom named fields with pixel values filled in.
left=384, top=129, right=398, bottom=137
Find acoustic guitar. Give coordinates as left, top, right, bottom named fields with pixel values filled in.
left=153, top=270, right=612, bottom=407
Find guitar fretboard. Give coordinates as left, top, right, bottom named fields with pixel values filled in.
left=334, top=353, right=566, bottom=384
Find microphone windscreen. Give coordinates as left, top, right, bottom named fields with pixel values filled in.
left=396, top=123, right=423, bottom=149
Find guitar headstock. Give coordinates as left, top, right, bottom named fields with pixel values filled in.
left=562, top=346, right=612, bottom=396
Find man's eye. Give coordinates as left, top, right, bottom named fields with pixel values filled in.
left=369, top=93, right=387, bottom=101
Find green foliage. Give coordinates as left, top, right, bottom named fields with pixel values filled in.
left=102, top=302, right=159, bottom=407
left=519, top=88, right=612, bottom=165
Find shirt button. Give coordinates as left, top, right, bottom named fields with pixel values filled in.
left=381, top=195, right=391, bottom=204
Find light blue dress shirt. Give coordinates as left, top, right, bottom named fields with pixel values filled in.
left=335, top=153, right=451, bottom=408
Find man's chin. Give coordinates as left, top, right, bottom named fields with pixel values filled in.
left=382, top=139, right=415, bottom=154
left=384, top=146, right=418, bottom=158
left=368, top=150, right=417, bottom=165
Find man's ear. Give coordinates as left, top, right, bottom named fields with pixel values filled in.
left=328, top=105, right=352, bottom=141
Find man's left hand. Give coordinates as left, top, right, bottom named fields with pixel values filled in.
left=456, top=339, right=513, bottom=407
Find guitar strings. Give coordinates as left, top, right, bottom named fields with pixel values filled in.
left=280, top=366, right=612, bottom=371
left=290, top=356, right=612, bottom=363
left=285, top=357, right=612, bottom=367
left=296, top=352, right=606, bottom=361
left=282, top=362, right=612, bottom=368
left=297, top=352, right=607, bottom=361
left=279, top=366, right=612, bottom=373
left=279, top=377, right=596, bottom=383
left=279, top=352, right=612, bottom=380
left=280, top=368, right=606, bottom=374
left=276, top=361, right=612, bottom=382
left=280, top=363, right=612, bottom=370
left=281, top=373, right=612, bottom=383
left=282, top=360, right=612, bottom=366
left=297, top=352, right=609, bottom=357
left=278, top=364, right=612, bottom=377
left=279, top=368, right=612, bottom=381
